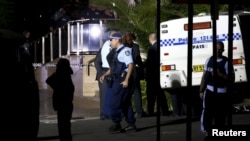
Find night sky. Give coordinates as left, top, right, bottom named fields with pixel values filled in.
left=9, top=0, right=88, bottom=39
left=16, top=0, right=64, bottom=36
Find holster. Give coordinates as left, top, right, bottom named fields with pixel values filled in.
left=105, top=74, right=114, bottom=88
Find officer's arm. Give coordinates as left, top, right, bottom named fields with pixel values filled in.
left=125, top=63, right=134, bottom=82
left=200, top=57, right=210, bottom=99
left=199, top=70, right=206, bottom=99
left=104, top=69, right=111, bottom=76
left=100, top=69, right=110, bottom=83
left=217, top=61, right=233, bottom=81
left=94, top=51, right=102, bottom=72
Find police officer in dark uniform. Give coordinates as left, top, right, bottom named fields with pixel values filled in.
left=199, top=41, right=235, bottom=137
left=100, top=32, right=136, bottom=132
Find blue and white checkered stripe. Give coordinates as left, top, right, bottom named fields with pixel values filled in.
left=160, top=33, right=242, bottom=47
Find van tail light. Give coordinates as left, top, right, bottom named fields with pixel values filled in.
left=164, top=52, right=169, bottom=56
left=233, top=59, right=243, bottom=65
left=161, top=64, right=176, bottom=71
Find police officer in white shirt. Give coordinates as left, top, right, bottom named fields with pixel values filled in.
left=100, top=32, right=136, bottom=133
left=94, top=31, right=116, bottom=120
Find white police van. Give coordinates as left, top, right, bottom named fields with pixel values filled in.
left=160, top=11, right=250, bottom=102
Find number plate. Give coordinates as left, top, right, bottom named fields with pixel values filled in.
left=193, top=65, right=204, bottom=72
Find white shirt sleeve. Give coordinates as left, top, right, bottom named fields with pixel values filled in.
left=117, top=47, right=133, bottom=66
left=100, top=40, right=111, bottom=68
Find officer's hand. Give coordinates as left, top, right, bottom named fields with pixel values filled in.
left=212, top=70, right=227, bottom=80
left=120, top=80, right=128, bottom=88
left=217, top=70, right=227, bottom=80
left=200, top=92, right=204, bottom=99
left=100, top=75, right=105, bottom=83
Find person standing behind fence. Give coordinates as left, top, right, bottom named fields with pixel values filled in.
left=145, top=32, right=169, bottom=116
left=49, top=7, right=71, bottom=58
left=78, top=5, right=102, bottom=23
left=199, top=41, right=235, bottom=138
left=123, top=32, right=146, bottom=118
left=46, top=58, right=75, bottom=141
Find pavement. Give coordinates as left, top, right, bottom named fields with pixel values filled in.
left=37, top=112, right=250, bottom=141
left=38, top=86, right=250, bottom=141
left=38, top=88, right=250, bottom=141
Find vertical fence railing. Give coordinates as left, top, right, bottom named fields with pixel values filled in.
left=50, top=32, right=53, bottom=61
left=41, top=36, right=45, bottom=64
left=58, top=27, right=62, bottom=58
left=31, top=18, right=118, bottom=65
left=76, top=22, right=80, bottom=55
left=67, top=23, right=71, bottom=56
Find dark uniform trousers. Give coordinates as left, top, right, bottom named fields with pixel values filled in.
left=201, top=89, right=229, bottom=133
left=99, top=68, right=110, bottom=117
left=104, top=86, right=112, bottom=116
left=109, top=74, right=136, bottom=125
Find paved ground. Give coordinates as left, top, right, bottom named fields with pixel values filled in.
left=39, top=90, right=101, bottom=122
left=37, top=113, right=250, bottom=141
left=38, top=86, right=250, bottom=141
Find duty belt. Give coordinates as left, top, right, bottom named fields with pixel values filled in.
left=113, top=72, right=127, bottom=78
left=102, top=67, right=109, bottom=70
left=101, top=67, right=109, bottom=72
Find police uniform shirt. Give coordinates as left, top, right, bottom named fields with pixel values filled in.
left=116, top=45, right=133, bottom=72
left=204, top=57, right=229, bottom=93
left=101, top=40, right=112, bottom=68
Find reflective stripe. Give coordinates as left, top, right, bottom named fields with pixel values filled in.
left=207, top=85, right=227, bottom=93
left=160, top=33, right=242, bottom=47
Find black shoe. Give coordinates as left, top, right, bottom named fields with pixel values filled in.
left=147, top=113, right=157, bottom=117
left=100, top=115, right=110, bottom=120
left=120, top=124, right=137, bottom=133
left=100, top=116, right=105, bottom=120
left=108, top=124, right=121, bottom=132
left=136, top=112, right=147, bottom=118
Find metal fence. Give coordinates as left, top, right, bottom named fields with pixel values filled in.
left=31, top=19, right=118, bottom=65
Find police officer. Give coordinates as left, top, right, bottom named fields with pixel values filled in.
left=199, top=41, right=235, bottom=137
left=123, top=32, right=146, bottom=118
left=100, top=32, right=136, bottom=132
left=94, top=31, right=116, bottom=120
